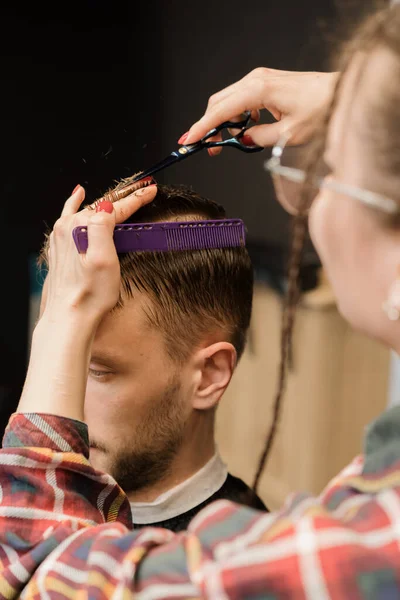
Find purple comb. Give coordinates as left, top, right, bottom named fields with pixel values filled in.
left=72, top=219, right=246, bottom=253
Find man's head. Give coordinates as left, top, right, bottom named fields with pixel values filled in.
left=41, top=183, right=253, bottom=497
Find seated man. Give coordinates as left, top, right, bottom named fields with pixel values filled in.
left=39, top=181, right=267, bottom=532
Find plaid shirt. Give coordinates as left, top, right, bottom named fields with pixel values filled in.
left=1, top=409, right=400, bottom=599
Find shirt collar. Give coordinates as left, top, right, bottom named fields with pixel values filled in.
left=130, top=452, right=228, bottom=524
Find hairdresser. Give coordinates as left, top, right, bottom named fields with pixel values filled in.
left=2, top=3, right=400, bottom=597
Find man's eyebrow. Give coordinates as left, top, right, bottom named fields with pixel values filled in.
left=90, top=351, right=126, bottom=367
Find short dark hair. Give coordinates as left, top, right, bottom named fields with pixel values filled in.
left=117, top=183, right=253, bottom=362
left=40, top=182, right=253, bottom=362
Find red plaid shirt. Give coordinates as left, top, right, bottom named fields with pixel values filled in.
left=1, top=408, right=400, bottom=598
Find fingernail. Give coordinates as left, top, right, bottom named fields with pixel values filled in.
left=178, top=131, right=189, bottom=145
left=72, top=184, right=81, bottom=195
left=207, top=148, right=218, bottom=157
left=95, top=200, right=113, bottom=214
left=242, top=135, right=255, bottom=146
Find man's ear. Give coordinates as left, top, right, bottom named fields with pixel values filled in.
left=192, top=342, right=236, bottom=410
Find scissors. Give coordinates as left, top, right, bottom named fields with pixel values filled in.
left=116, top=111, right=263, bottom=195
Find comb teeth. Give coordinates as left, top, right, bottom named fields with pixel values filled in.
left=72, top=219, right=246, bottom=254
left=165, top=221, right=245, bottom=251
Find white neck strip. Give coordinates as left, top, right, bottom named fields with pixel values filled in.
left=130, top=452, right=228, bottom=524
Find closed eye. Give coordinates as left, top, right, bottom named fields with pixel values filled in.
left=89, top=368, right=113, bottom=380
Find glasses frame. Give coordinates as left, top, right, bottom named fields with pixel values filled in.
left=264, top=133, right=400, bottom=216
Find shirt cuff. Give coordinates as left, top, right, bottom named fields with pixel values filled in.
left=2, top=413, right=90, bottom=458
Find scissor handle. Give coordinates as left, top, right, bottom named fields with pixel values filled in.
left=200, top=111, right=252, bottom=142
left=214, top=111, right=252, bottom=134
left=196, top=111, right=262, bottom=153
left=176, top=110, right=262, bottom=156
left=204, top=137, right=264, bottom=154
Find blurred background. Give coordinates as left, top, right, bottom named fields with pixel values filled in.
left=0, top=0, right=391, bottom=508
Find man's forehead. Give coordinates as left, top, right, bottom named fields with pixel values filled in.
left=91, top=295, right=159, bottom=359
left=96, top=295, right=147, bottom=335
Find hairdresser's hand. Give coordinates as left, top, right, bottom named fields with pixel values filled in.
left=41, top=184, right=157, bottom=326
left=183, top=68, right=339, bottom=152
left=17, top=183, right=157, bottom=420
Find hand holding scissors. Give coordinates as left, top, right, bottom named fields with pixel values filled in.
left=95, top=112, right=263, bottom=206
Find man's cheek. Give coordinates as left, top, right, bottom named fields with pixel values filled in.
left=84, top=381, right=120, bottom=426
left=84, top=383, right=104, bottom=427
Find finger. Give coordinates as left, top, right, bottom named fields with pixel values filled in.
left=205, top=133, right=223, bottom=157
left=176, top=82, right=238, bottom=145
left=186, top=67, right=290, bottom=144
left=48, top=231, right=55, bottom=268
left=242, top=122, right=285, bottom=148
left=247, top=118, right=313, bottom=147
left=86, top=209, right=118, bottom=263
left=112, top=184, right=157, bottom=223
left=227, top=113, right=247, bottom=137
left=204, top=86, right=244, bottom=155
left=208, top=114, right=244, bottom=157
left=204, top=69, right=269, bottom=112
left=208, top=112, right=260, bottom=157
left=77, top=184, right=157, bottom=225
left=61, top=185, right=86, bottom=217
left=39, top=276, right=49, bottom=319
left=207, top=146, right=221, bottom=157
left=186, top=86, right=266, bottom=144
left=243, top=116, right=310, bottom=148
left=205, top=79, right=241, bottom=111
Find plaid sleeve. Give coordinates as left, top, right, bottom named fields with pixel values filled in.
left=1, top=413, right=132, bottom=529
left=1, top=413, right=400, bottom=599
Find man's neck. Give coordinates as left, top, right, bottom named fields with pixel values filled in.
left=127, top=416, right=216, bottom=503
left=129, top=451, right=228, bottom=526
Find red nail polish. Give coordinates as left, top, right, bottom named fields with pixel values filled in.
left=72, top=184, right=81, bottom=195
left=95, top=200, right=113, bottom=214
left=242, top=135, right=255, bottom=146
left=178, top=132, right=189, bottom=145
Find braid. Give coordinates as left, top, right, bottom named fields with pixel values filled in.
left=252, top=213, right=307, bottom=492
left=252, top=79, right=342, bottom=494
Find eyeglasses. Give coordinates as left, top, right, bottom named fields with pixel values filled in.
left=264, top=132, right=400, bottom=216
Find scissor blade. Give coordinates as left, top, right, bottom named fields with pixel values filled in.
left=131, top=153, right=181, bottom=183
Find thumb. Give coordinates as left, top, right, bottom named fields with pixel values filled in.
left=246, top=117, right=315, bottom=147
left=86, top=205, right=117, bottom=262
left=243, top=121, right=287, bottom=148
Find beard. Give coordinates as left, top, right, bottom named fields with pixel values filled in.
left=90, top=377, right=186, bottom=493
